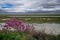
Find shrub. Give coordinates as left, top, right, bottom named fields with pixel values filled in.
left=3, top=18, right=35, bottom=33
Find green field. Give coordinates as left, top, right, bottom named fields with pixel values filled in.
left=0, top=15, right=60, bottom=23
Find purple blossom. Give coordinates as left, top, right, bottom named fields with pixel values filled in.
left=4, top=18, right=35, bottom=32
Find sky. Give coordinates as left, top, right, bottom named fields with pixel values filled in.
left=0, top=0, right=60, bottom=13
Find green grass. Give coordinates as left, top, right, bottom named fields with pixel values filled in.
left=0, top=15, right=60, bottom=23
left=0, top=30, right=60, bottom=40
left=0, top=31, right=30, bottom=40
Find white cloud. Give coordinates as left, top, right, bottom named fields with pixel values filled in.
left=0, top=0, right=60, bottom=12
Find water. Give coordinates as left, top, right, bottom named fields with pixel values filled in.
left=0, top=23, right=60, bottom=35
left=31, top=23, right=60, bottom=35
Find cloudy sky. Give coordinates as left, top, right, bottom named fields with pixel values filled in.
left=0, top=0, right=60, bottom=12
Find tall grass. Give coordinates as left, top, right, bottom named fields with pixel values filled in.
left=0, top=30, right=60, bottom=40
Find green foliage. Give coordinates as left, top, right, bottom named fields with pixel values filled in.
left=56, top=35, right=60, bottom=40
left=0, top=31, right=31, bottom=40
left=0, top=31, right=60, bottom=40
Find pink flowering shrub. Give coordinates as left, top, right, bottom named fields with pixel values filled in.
left=4, top=18, right=35, bottom=32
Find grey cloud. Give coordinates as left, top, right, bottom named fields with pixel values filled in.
left=0, top=0, right=60, bottom=13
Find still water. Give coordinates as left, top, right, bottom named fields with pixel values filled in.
left=0, top=23, right=60, bottom=35
left=31, top=23, right=60, bottom=35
